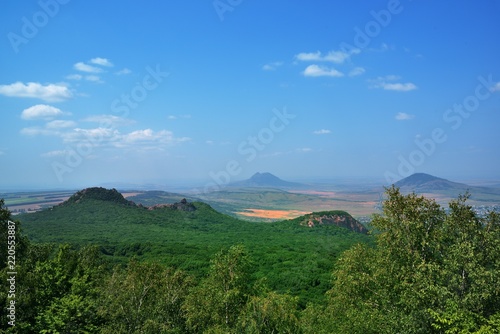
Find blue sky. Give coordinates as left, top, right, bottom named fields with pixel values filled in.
left=1, top=0, right=500, bottom=190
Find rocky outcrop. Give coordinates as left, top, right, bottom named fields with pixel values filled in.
left=301, top=211, right=368, bottom=234
left=147, top=198, right=196, bottom=212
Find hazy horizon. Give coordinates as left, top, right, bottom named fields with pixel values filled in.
left=1, top=1, right=500, bottom=190
left=2, top=171, right=500, bottom=193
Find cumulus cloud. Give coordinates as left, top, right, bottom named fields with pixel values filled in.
left=167, top=114, right=191, bottom=120
left=62, top=127, right=119, bottom=144
left=303, top=65, right=344, bottom=77
left=74, top=62, right=103, bottom=73
left=115, top=68, right=132, bottom=75
left=313, top=129, right=331, bottom=135
left=21, top=104, right=67, bottom=120
left=41, top=149, right=72, bottom=158
left=370, top=75, right=418, bottom=92
left=295, top=49, right=360, bottom=64
left=382, top=82, right=417, bottom=91
left=90, top=57, right=113, bottom=67
left=46, top=120, right=77, bottom=129
left=0, top=82, right=72, bottom=102
left=66, top=74, right=83, bottom=80
left=395, top=112, right=415, bottom=121
left=59, top=126, right=190, bottom=151
left=262, top=61, right=283, bottom=71
left=122, top=129, right=190, bottom=145
left=20, top=127, right=58, bottom=136
left=349, top=67, right=365, bottom=77
left=491, top=82, right=500, bottom=92
left=83, top=114, right=135, bottom=127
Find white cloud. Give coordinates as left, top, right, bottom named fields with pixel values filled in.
left=295, top=49, right=360, bottom=64
left=491, top=82, right=500, bottom=92
left=46, top=120, right=77, bottom=129
left=60, top=127, right=189, bottom=150
left=21, top=104, right=67, bottom=120
left=90, top=57, right=113, bottom=67
left=262, top=61, right=283, bottom=71
left=85, top=75, right=103, bottom=83
left=349, top=67, right=365, bottom=77
left=62, top=127, right=119, bottom=144
left=66, top=74, right=83, bottom=80
left=41, top=149, right=71, bottom=158
left=20, top=127, right=58, bottom=136
left=107, top=129, right=191, bottom=150
left=122, top=129, right=189, bottom=145
left=382, top=82, right=418, bottom=91
left=123, top=129, right=157, bottom=142
left=115, top=68, right=132, bottom=75
left=313, top=129, right=331, bottom=135
left=395, top=112, right=415, bottom=121
left=167, top=114, right=191, bottom=120
left=370, top=75, right=418, bottom=92
left=83, top=114, right=135, bottom=127
left=295, top=51, right=321, bottom=62
left=74, top=62, right=103, bottom=73
left=0, top=82, right=72, bottom=102
left=303, top=65, right=344, bottom=77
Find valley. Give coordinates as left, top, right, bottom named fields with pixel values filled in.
left=14, top=187, right=371, bottom=306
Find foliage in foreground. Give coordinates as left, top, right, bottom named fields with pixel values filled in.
left=1, top=188, right=500, bottom=333
left=315, top=186, right=500, bottom=334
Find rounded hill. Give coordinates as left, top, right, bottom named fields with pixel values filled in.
left=62, top=187, right=136, bottom=206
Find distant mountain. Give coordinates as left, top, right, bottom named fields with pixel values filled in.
left=394, top=173, right=468, bottom=192
left=230, top=172, right=305, bottom=189
left=393, top=173, right=500, bottom=204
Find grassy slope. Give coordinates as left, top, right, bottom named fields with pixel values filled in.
left=17, top=198, right=371, bottom=306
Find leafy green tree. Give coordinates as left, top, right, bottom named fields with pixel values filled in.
left=238, top=289, right=300, bottom=334
left=33, top=245, right=106, bottom=333
left=427, top=196, right=500, bottom=333
left=0, top=199, right=30, bottom=271
left=183, top=245, right=252, bottom=333
left=1, top=240, right=105, bottom=332
left=99, top=260, right=193, bottom=333
left=322, top=187, right=500, bottom=333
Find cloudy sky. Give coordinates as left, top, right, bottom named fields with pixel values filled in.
left=1, top=1, right=500, bottom=189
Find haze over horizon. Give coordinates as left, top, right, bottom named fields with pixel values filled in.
left=1, top=1, right=500, bottom=190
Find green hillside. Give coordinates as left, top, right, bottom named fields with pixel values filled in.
left=18, top=187, right=370, bottom=306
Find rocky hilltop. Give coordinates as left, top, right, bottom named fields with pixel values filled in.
left=61, top=188, right=196, bottom=212
left=300, top=210, right=368, bottom=234
left=62, top=187, right=136, bottom=206
left=147, top=198, right=196, bottom=212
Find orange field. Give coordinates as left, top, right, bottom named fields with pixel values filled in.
left=236, top=208, right=311, bottom=220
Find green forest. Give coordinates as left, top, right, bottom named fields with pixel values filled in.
left=1, top=187, right=500, bottom=333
